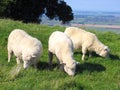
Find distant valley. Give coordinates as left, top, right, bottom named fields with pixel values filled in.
left=72, top=11, right=120, bottom=25
left=41, top=11, right=120, bottom=26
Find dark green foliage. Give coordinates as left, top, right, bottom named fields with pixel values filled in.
left=45, top=0, right=73, bottom=24
left=0, top=0, right=12, bottom=16
left=0, top=0, right=73, bottom=23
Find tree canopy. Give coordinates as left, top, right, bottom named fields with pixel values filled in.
left=0, top=0, right=73, bottom=23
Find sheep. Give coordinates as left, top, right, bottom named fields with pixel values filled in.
left=48, top=31, right=77, bottom=76
left=64, top=27, right=110, bottom=60
left=7, top=29, right=43, bottom=69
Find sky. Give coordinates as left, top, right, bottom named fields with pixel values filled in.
left=65, top=0, right=120, bottom=12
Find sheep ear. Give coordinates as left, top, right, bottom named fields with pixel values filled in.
left=32, top=55, right=36, bottom=58
left=32, top=55, right=36, bottom=57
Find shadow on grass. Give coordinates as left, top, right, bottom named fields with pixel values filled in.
left=74, top=51, right=101, bottom=58
left=109, top=54, right=120, bottom=60
left=74, top=51, right=120, bottom=61
left=76, top=62, right=106, bottom=74
left=36, top=61, right=106, bottom=76
left=36, top=61, right=58, bottom=70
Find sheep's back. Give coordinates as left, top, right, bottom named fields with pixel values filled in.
left=48, top=31, right=73, bottom=60
left=65, top=27, right=96, bottom=49
left=8, top=29, right=42, bottom=55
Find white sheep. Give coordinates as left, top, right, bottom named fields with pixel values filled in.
left=64, top=27, right=110, bottom=60
left=7, top=29, right=43, bottom=68
left=48, top=31, right=77, bottom=76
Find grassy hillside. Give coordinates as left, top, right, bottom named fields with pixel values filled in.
left=0, top=19, right=120, bottom=90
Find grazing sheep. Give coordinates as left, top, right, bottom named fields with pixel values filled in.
left=7, top=29, right=43, bottom=68
left=48, top=31, right=77, bottom=76
left=64, top=27, right=110, bottom=60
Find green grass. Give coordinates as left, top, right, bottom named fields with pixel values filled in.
left=0, top=19, right=120, bottom=90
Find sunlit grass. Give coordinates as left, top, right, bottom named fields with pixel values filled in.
left=0, top=19, right=120, bottom=90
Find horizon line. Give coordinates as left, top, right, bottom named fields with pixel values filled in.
left=73, top=10, right=120, bottom=13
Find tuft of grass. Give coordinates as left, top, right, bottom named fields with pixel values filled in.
left=0, top=19, right=120, bottom=90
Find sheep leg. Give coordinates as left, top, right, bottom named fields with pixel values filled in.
left=48, top=51, right=53, bottom=69
left=59, top=64, right=64, bottom=71
left=55, top=56, right=63, bottom=70
left=56, top=56, right=59, bottom=68
left=33, top=60, right=37, bottom=69
left=16, top=57, right=21, bottom=64
left=89, top=51, right=92, bottom=57
left=82, top=47, right=87, bottom=61
left=8, top=50, right=13, bottom=62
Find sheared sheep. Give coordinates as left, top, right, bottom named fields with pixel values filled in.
left=7, top=29, right=43, bottom=68
left=64, top=27, right=110, bottom=60
left=48, top=31, right=77, bottom=76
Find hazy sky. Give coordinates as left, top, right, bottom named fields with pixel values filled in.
left=65, top=0, right=120, bottom=12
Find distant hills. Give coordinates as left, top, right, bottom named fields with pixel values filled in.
left=72, top=11, right=120, bottom=25
left=41, top=11, right=120, bottom=27
left=73, top=11, right=120, bottom=16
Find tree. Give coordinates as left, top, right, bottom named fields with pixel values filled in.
left=0, top=0, right=12, bottom=17
left=2, top=0, right=73, bottom=23
left=45, top=0, right=73, bottom=24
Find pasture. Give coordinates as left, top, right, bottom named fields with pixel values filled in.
left=0, top=19, right=120, bottom=90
